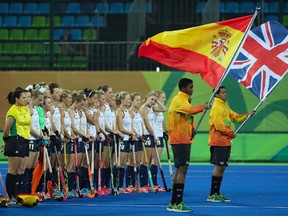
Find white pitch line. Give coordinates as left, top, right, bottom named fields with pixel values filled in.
left=39, top=203, right=288, bottom=209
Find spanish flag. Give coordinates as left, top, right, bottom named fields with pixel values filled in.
left=138, top=15, right=253, bottom=88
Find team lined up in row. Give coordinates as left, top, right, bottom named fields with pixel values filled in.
left=2, top=83, right=170, bottom=200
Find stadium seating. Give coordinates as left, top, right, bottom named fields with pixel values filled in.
left=0, top=3, right=9, bottom=14
left=13, top=56, right=27, bottom=68
left=18, top=43, right=32, bottom=54
left=225, top=2, right=239, bottom=13
left=27, top=56, right=42, bottom=68
left=61, top=16, right=75, bottom=27
left=75, top=16, right=90, bottom=27
left=0, top=29, right=9, bottom=40
left=10, top=2, right=23, bottom=14
left=0, top=56, right=12, bottom=68
left=38, top=29, right=50, bottom=40
left=3, top=16, right=17, bottom=27
left=109, top=2, right=124, bottom=14
left=23, top=29, right=38, bottom=40
left=269, top=2, right=279, bottom=13
left=67, top=2, right=80, bottom=14
left=72, top=56, right=88, bottom=69
left=23, top=3, right=37, bottom=14
left=239, top=2, right=254, bottom=13
left=9, top=29, right=23, bottom=40
left=70, top=29, right=82, bottom=40
left=18, top=15, right=32, bottom=27
left=32, top=16, right=46, bottom=27
left=38, top=3, right=50, bottom=14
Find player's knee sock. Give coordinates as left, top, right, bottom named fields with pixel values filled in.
left=18, top=174, right=23, bottom=195
left=139, top=164, right=147, bottom=187
left=112, top=166, right=117, bottom=187
left=150, top=164, right=158, bottom=185
left=119, top=168, right=125, bottom=188
left=175, top=183, right=184, bottom=205
left=105, top=167, right=111, bottom=188
left=28, top=168, right=34, bottom=194
left=210, top=175, right=223, bottom=195
left=125, top=165, right=133, bottom=187
left=6, top=173, right=16, bottom=199
left=170, top=182, right=178, bottom=204
left=68, top=172, right=76, bottom=191
left=22, top=169, right=30, bottom=193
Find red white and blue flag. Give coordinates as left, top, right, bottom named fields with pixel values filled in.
left=229, top=21, right=288, bottom=100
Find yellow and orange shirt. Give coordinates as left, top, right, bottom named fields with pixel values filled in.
left=208, top=97, right=248, bottom=147
left=168, top=91, right=205, bottom=145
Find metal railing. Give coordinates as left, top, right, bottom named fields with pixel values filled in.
left=0, top=41, right=171, bottom=71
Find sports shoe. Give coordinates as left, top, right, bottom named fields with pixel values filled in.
left=173, top=202, right=193, bottom=212
left=51, top=188, right=63, bottom=200
left=136, top=187, right=148, bottom=193
left=154, top=185, right=165, bottom=192
left=124, top=187, right=133, bottom=193
left=219, top=194, right=231, bottom=202
left=119, top=187, right=127, bottom=194
left=138, top=187, right=149, bottom=193
left=166, top=203, right=174, bottom=211
left=67, top=191, right=75, bottom=199
left=207, top=193, right=224, bottom=202
left=80, top=188, right=88, bottom=196
left=44, top=193, right=51, bottom=200
left=73, top=190, right=79, bottom=198
left=143, top=185, right=152, bottom=192
left=97, top=189, right=105, bottom=196
left=102, top=187, right=111, bottom=195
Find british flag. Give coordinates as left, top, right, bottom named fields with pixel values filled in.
left=229, top=21, right=288, bottom=100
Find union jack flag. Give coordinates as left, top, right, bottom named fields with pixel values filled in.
left=229, top=21, right=288, bottom=100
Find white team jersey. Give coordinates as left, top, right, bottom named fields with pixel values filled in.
left=44, top=111, right=52, bottom=132
left=99, top=110, right=106, bottom=134
left=132, top=110, right=143, bottom=137
left=63, top=109, right=72, bottom=136
left=143, top=106, right=156, bottom=135
left=110, top=110, right=116, bottom=130
left=52, top=105, right=61, bottom=132
left=80, top=110, right=87, bottom=134
left=73, top=110, right=81, bottom=139
left=30, top=107, right=41, bottom=140
left=154, top=112, right=164, bottom=137
left=120, top=109, right=132, bottom=141
left=73, top=110, right=81, bottom=130
left=103, top=103, right=113, bottom=129
left=87, top=108, right=96, bottom=137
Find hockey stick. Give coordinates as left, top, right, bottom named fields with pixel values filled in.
left=113, top=135, right=119, bottom=192
left=97, top=142, right=105, bottom=196
left=107, top=141, right=118, bottom=195
left=116, top=137, right=121, bottom=192
left=141, top=141, right=155, bottom=193
left=42, top=146, right=47, bottom=198
left=84, top=143, right=97, bottom=198
left=164, top=137, right=174, bottom=185
left=63, top=142, right=69, bottom=194
left=154, top=146, right=171, bottom=192
left=44, top=147, right=63, bottom=201
left=53, top=145, right=68, bottom=200
left=91, top=140, right=95, bottom=192
left=132, top=143, right=139, bottom=192
left=74, top=140, right=83, bottom=198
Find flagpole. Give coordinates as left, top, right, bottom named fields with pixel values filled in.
left=235, top=100, right=263, bottom=134
left=195, top=7, right=260, bottom=131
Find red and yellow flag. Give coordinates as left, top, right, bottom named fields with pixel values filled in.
left=138, top=15, right=253, bottom=88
